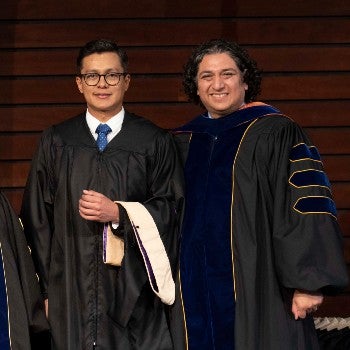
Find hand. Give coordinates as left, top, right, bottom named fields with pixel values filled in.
left=79, top=190, right=119, bottom=223
left=291, top=289, right=323, bottom=320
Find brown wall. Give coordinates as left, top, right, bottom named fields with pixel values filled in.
left=1, top=0, right=350, bottom=316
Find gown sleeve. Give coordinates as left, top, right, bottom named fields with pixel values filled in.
left=117, top=131, right=184, bottom=301
left=142, top=131, right=184, bottom=264
left=270, top=119, right=348, bottom=293
left=108, top=130, right=184, bottom=326
left=20, top=128, right=56, bottom=297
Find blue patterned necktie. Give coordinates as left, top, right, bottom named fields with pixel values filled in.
left=96, top=123, right=112, bottom=152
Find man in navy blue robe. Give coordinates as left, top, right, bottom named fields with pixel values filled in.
left=172, top=39, right=348, bottom=350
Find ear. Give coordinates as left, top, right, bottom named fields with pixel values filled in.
left=76, top=76, right=83, bottom=93
left=123, top=74, right=131, bottom=92
left=244, top=83, right=248, bottom=91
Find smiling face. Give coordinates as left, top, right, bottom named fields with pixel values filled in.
left=76, top=52, right=130, bottom=122
left=196, top=52, right=248, bottom=118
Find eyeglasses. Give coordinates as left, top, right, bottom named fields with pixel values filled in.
left=79, top=72, right=127, bottom=86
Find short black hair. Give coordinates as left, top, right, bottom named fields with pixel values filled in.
left=183, top=38, right=262, bottom=105
left=76, top=39, right=128, bottom=73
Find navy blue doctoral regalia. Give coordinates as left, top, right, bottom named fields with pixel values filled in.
left=173, top=103, right=348, bottom=350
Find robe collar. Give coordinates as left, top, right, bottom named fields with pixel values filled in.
left=176, top=102, right=281, bottom=135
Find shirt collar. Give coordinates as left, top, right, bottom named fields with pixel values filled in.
left=85, top=108, right=125, bottom=140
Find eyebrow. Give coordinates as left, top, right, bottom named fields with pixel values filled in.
left=82, top=68, right=120, bottom=74
left=198, top=68, right=239, bottom=75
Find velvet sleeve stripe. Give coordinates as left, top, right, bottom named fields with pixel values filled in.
left=115, top=201, right=175, bottom=305
left=289, top=143, right=321, bottom=162
left=293, top=196, right=337, bottom=218
left=289, top=169, right=331, bottom=190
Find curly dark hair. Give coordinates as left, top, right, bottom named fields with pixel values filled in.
left=183, top=39, right=262, bottom=105
left=76, top=39, right=128, bottom=73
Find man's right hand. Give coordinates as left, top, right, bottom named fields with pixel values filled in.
left=79, top=189, right=119, bottom=223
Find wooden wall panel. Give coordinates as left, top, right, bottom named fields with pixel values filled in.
left=317, top=293, right=350, bottom=317
left=333, top=183, right=350, bottom=209
left=306, top=128, right=350, bottom=154
left=323, top=156, right=350, bottom=182
left=1, top=19, right=350, bottom=48
left=1, top=0, right=349, bottom=317
left=2, top=0, right=350, bottom=19
left=272, top=101, right=350, bottom=127
left=1, top=161, right=30, bottom=187
left=0, top=189, right=23, bottom=214
left=0, top=134, right=39, bottom=160
left=338, top=210, right=350, bottom=237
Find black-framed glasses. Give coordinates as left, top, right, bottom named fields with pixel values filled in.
left=79, top=72, right=127, bottom=86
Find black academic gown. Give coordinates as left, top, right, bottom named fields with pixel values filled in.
left=0, top=191, right=48, bottom=350
left=21, top=112, right=184, bottom=350
left=172, top=103, right=348, bottom=350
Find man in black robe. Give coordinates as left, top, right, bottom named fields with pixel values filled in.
left=21, top=39, right=184, bottom=350
left=172, top=39, right=348, bottom=350
left=0, top=191, right=48, bottom=349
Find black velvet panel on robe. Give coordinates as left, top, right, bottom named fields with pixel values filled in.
left=21, top=112, right=184, bottom=350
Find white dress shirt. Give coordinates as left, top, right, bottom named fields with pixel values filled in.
left=85, top=107, right=125, bottom=142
